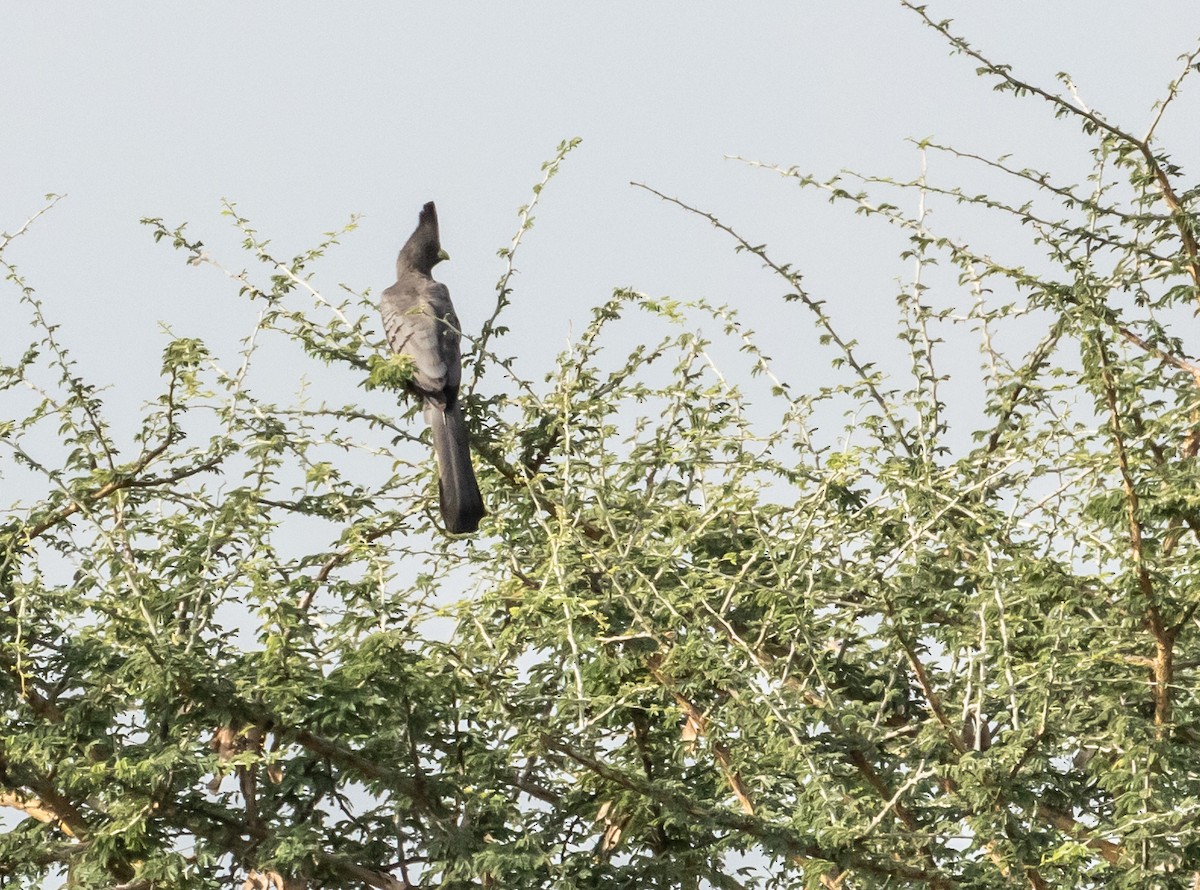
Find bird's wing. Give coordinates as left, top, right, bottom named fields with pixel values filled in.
left=381, top=278, right=461, bottom=400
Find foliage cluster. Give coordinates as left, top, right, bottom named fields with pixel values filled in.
left=3, top=8, right=1200, bottom=889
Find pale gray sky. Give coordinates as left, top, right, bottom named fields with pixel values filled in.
left=2, top=3, right=1197, bottom=444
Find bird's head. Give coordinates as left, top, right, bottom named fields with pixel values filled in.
left=397, top=201, right=449, bottom=275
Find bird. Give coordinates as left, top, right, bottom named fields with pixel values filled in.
left=380, top=202, right=485, bottom=534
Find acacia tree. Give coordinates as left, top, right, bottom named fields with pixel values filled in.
left=4, top=8, right=1200, bottom=889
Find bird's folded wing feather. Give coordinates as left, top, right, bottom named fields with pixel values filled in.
left=381, top=280, right=458, bottom=397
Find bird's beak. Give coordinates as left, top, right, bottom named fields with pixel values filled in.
left=437, top=248, right=451, bottom=262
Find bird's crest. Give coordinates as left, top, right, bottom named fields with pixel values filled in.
left=397, top=201, right=445, bottom=275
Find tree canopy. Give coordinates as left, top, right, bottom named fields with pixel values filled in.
left=4, top=8, right=1200, bottom=889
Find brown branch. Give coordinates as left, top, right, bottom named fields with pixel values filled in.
left=879, top=607, right=1049, bottom=885
left=632, top=181, right=916, bottom=459
left=1095, top=336, right=1173, bottom=730
left=297, top=517, right=411, bottom=611
left=1037, top=804, right=1123, bottom=865
left=21, top=447, right=221, bottom=543
left=885, top=608, right=966, bottom=754
left=541, top=734, right=949, bottom=885
left=982, top=318, right=1067, bottom=461
left=901, top=1, right=1200, bottom=297
left=180, top=675, right=452, bottom=822
left=1115, top=325, right=1200, bottom=388
left=0, top=790, right=79, bottom=836
left=0, top=649, right=64, bottom=722
left=645, top=659, right=755, bottom=816
left=288, top=724, right=446, bottom=816
left=0, top=756, right=91, bottom=841
left=690, top=611, right=965, bottom=887
left=472, top=430, right=606, bottom=543
left=917, top=139, right=1157, bottom=226
left=1146, top=163, right=1200, bottom=296
left=716, top=605, right=1106, bottom=881
left=153, top=791, right=410, bottom=890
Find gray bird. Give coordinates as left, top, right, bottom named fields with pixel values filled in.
left=381, top=202, right=485, bottom=534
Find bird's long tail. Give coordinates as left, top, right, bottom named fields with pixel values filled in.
left=426, top=401, right=485, bottom=534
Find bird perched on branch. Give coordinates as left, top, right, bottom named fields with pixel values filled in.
left=381, top=202, right=484, bottom=534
